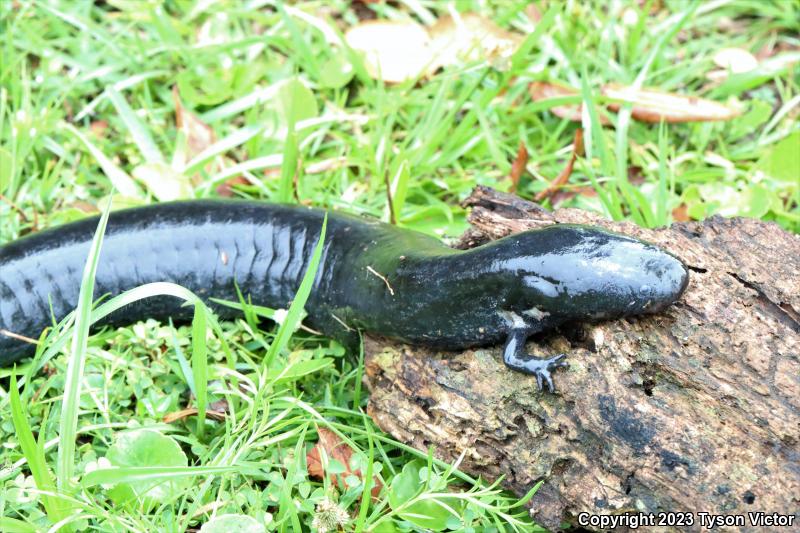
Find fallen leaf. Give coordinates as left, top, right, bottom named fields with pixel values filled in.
left=164, top=399, right=229, bottom=424
left=428, top=12, right=522, bottom=72
left=163, top=408, right=227, bottom=424
left=216, top=176, right=250, bottom=197
left=306, top=427, right=382, bottom=497
left=602, top=84, right=741, bottom=123
left=508, top=141, right=529, bottom=193
left=68, top=200, right=100, bottom=213
left=756, top=41, right=800, bottom=61
left=535, top=128, right=584, bottom=202
left=352, top=0, right=379, bottom=21
left=90, top=120, right=109, bottom=137
left=173, top=85, right=216, bottom=180
left=133, top=162, right=194, bottom=201
left=345, top=20, right=433, bottom=83
left=263, top=166, right=281, bottom=179
left=549, top=185, right=597, bottom=207
left=672, top=204, right=690, bottom=222
left=530, top=81, right=740, bottom=124
left=345, top=12, right=524, bottom=82
left=707, top=47, right=759, bottom=82
left=713, top=47, right=758, bottom=73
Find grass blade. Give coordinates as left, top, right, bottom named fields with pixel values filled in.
left=277, top=423, right=307, bottom=531
left=57, top=200, right=113, bottom=493
left=65, top=123, right=142, bottom=197
left=278, top=128, right=298, bottom=203
left=199, top=84, right=282, bottom=123
left=106, top=85, right=165, bottom=165
left=355, top=417, right=376, bottom=531
left=578, top=69, right=618, bottom=219
left=0, top=517, right=38, bottom=533
left=183, top=124, right=264, bottom=176
left=80, top=466, right=237, bottom=488
left=657, top=120, right=670, bottom=226
left=191, top=302, right=208, bottom=438
left=74, top=70, right=168, bottom=122
left=9, top=371, right=67, bottom=526
left=170, top=320, right=196, bottom=397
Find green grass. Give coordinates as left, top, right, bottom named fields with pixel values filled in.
left=1, top=0, right=798, bottom=531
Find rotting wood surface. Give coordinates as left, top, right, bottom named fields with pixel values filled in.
left=363, top=186, right=800, bottom=532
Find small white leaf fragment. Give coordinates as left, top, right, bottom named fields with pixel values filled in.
left=200, top=514, right=266, bottom=533
left=133, top=162, right=194, bottom=201
left=345, top=12, right=523, bottom=83
left=273, top=308, right=288, bottom=326
left=713, top=47, right=758, bottom=73
left=345, top=20, right=433, bottom=83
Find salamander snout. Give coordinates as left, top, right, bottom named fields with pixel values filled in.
left=635, top=251, right=689, bottom=314
left=565, top=239, right=690, bottom=320
left=497, top=225, right=690, bottom=322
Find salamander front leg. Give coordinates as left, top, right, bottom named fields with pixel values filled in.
left=502, top=328, right=568, bottom=392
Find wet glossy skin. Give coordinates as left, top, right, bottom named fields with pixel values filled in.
left=0, top=200, right=689, bottom=390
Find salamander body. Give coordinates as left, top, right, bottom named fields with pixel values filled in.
left=0, top=200, right=688, bottom=390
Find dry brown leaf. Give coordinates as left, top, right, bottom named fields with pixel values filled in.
left=530, top=81, right=739, bottom=124
left=216, top=176, right=250, bottom=197
left=90, top=120, right=108, bottom=138
left=173, top=85, right=216, bottom=171
left=756, top=41, right=800, bottom=61
left=68, top=200, right=100, bottom=213
left=603, top=83, right=741, bottom=123
left=672, top=204, right=691, bottom=222
left=508, top=141, right=528, bottom=193
left=345, top=20, right=433, bottom=83
left=535, top=128, right=584, bottom=203
left=428, top=12, right=522, bottom=72
left=164, top=398, right=229, bottom=423
left=549, top=185, right=596, bottom=208
left=306, top=427, right=382, bottom=497
left=163, top=408, right=227, bottom=424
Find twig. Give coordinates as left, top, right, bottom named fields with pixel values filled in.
left=0, top=328, right=39, bottom=345
left=366, top=266, right=395, bottom=296
left=0, top=193, right=31, bottom=226
left=534, top=128, right=584, bottom=203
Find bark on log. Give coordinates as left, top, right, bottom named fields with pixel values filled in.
left=363, top=186, right=800, bottom=532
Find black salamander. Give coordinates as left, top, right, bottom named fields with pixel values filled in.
left=0, top=201, right=689, bottom=391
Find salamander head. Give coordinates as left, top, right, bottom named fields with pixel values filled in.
left=488, top=225, right=689, bottom=322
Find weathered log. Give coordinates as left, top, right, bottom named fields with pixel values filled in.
left=364, top=186, right=800, bottom=531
